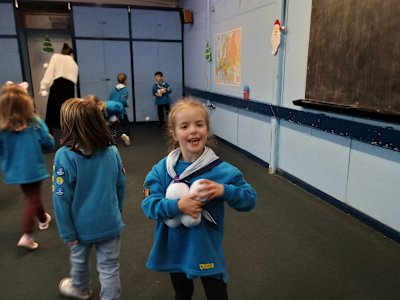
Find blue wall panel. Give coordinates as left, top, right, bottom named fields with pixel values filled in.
left=73, top=6, right=129, bottom=38
left=182, top=7, right=210, bottom=91
left=279, top=120, right=351, bottom=202
left=238, top=110, right=271, bottom=162
left=347, top=141, right=400, bottom=232
left=282, top=0, right=312, bottom=109
left=0, top=38, right=22, bottom=85
left=131, top=10, right=181, bottom=40
left=0, top=3, right=16, bottom=35
left=209, top=104, right=239, bottom=146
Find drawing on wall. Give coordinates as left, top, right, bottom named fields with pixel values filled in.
left=214, top=28, right=241, bottom=85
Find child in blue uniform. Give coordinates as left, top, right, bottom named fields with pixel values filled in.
left=152, top=71, right=172, bottom=126
left=85, top=94, right=124, bottom=143
left=53, top=98, right=126, bottom=300
left=109, top=73, right=131, bottom=146
left=142, top=98, right=256, bottom=299
left=0, top=82, right=54, bottom=250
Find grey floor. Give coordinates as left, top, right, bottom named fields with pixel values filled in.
left=1, top=123, right=400, bottom=300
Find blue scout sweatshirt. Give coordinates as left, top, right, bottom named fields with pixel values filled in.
left=142, top=157, right=256, bottom=282
left=104, top=100, right=125, bottom=121
left=152, top=81, right=172, bottom=105
left=109, top=84, right=128, bottom=116
left=0, top=116, right=54, bottom=184
left=52, top=145, right=126, bottom=243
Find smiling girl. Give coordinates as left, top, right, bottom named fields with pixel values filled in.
left=142, top=98, right=256, bottom=299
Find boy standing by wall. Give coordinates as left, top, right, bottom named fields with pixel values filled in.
left=152, top=71, right=172, bottom=127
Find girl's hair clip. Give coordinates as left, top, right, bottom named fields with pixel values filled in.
left=5, top=81, right=29, bottom=90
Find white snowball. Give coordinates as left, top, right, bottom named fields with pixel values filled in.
left=166, top=182, right=190, bottom=199
left=164, top=215, right=182, bottom=228
left=189, top=179, right=208, bottom=202
left=43, top=63, right=49, bottom=69
left=145, top=116, right=150, bottom=121
left=39, top=90, right=48, bottom=97
left=181, top=214, right=202, bottom=227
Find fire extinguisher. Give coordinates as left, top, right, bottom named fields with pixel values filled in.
left=243, top=85, right=250, bottom=100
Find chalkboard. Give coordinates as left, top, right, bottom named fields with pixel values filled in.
left=305, top=0, right=400, bottom=117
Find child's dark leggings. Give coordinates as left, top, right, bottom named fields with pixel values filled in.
left=157, top=104, right=170, bottom=123
left=20, top=181, right=46, bottom=234
left=170, top=273, right=228, bottom=300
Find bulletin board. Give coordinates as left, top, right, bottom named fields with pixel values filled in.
left=303, top=0, right=400, bottom=119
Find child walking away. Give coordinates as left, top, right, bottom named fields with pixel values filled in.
left=85, top=94, right=124, bottom=144
left=53, top=98, right=126, bottom=300
left=152, top=71, right=172, bottom=127
left=142, top=98, right=256, bottom=299
left=0, top=82, right=54, bottom=250
left=109, top=73, right=131, bottom=146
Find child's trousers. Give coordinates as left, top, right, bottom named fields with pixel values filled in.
left=69, top=236, right=121, bottom=300
left=20, top=181, right=46, bottom=234
left=170, top=272, right=228, bottom=300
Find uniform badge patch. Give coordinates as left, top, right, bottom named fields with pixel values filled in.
left=56, top=167, right=65, bottom=176
left=56, top=187, right=64, bottom=196
left=56, top=177, right=64, bottom=185
left=199, top=263, right=215, bottom=270
left=143, top=186, right=150, bottom=198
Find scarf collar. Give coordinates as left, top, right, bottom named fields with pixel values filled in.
left=166, top=146, right=219, bottom=182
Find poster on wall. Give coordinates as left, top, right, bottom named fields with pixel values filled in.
left=214, top=28, right=241, bottom=86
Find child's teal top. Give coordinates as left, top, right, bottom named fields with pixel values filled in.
left=0, top=116, right=54, bottom=184
left=52, top=145, right=126, bottom=243
left=142, top=156, right=256, bottom=282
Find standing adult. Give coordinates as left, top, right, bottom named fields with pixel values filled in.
left=40, top=43, right=78, bottom=134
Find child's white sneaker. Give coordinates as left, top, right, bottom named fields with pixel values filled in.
left=17, top=234, right=38, bottom=250
left=121, top=134, right=131, bottom=146
left=59, top=278, right=92, bottom=300
left=38, top=212, right=51, bottom=230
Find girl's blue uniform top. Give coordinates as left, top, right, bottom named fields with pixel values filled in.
left=142, top=157, right=256, bottom=282
left=0, top=116, right=54, bottom=184
left=109, top=85, right=128, bottom=116
left=52, top=145, right=126, bottom=243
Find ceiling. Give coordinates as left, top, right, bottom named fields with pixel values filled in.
left=19, top=0, right=179, bottom=8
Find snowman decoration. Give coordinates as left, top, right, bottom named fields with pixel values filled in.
left=271, top=18, right=284, bottom=55
left=164, top=179, right=215, bottom=228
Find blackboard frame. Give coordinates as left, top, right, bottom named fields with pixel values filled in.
left=299, top=0, right=400, bottom=122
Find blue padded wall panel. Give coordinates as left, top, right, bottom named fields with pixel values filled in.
left=0, top=38, right=22, bottom=85
left=0, top=3, right=16, bottom=35
left=347, top=141, right=400, bottom=232
left=73, top=6, right=129, bottom=38
left=131, top=10, right=181, bottom=40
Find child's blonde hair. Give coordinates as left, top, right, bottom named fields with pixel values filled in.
left=60, top=98, right=113, bottom=155
left=167, top=98, right=214, bottom=150
left=84, top=94, right=106, bottom=111
left=0, top=83, right=35, bottom=132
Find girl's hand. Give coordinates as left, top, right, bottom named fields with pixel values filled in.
left=195, top=179, right=224, bottom=201
left=178, top=194, right=204, bottom=219
left=67, top=240, right=78, bottom=246
left=155, top=92, right=162, bottom=97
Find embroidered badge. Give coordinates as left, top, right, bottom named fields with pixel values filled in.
left=56, top=167, right=65, bottom=176
left=56, top=177, right=64, bottom=185
left=56, top=187, right=64, bottom=196
left=199, top=263, right=215, bottom=270
left=143, top=186, right=150, bottom=198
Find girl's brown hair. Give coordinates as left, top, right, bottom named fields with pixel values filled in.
left=84, top=94, right=106, bottom=111
left=167, top=97, right=214, bottom=151
left=0, top=83, right=35, bottom=132
left=60, top=98, right=113, bottom=155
